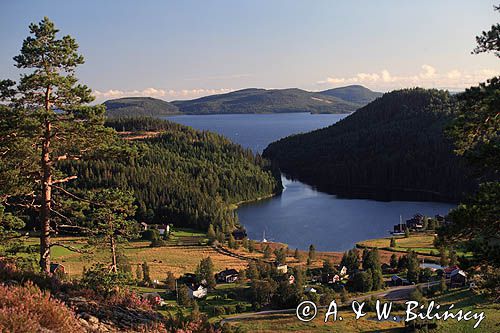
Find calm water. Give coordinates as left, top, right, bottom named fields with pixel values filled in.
left=166, top=113, right=456, bottom=251
left=166, top=113, right=345, bottom=153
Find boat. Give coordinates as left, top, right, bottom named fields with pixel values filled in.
left=390, top=215, right=406, bottom=235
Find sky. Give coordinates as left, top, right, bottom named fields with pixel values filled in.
left=1, top=0, right=499, bottom=102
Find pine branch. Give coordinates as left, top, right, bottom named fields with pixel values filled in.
left=51, top=175, right=78, bottom=184
left=50, top=184, right=105, bottom=207
left=56, top=154, right=81, bottom=161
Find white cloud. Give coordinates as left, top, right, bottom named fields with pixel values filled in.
left=93, top=87, right=234, bottom=102
left=318, top=65, right=500, bottom=90
left=420, top=64, right=436, bottom=79
left=446, top=69, right=461, bottom=79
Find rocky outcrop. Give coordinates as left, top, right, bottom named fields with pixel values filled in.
left=66, top=296, right=165, bottom=333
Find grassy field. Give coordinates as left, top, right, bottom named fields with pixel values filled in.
left=357, top=233, right=437, bottom=253
left=357, top=233, right=473, bottom=258
left=15, top=229, right=249, bottom=279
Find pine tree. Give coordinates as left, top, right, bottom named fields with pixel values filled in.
left=135, top=264, right=142, bottom=282
left=87, top=189, right=137, bottom=273
left=228, top=234, right=236, bottom=249
left=390, top=254, right=398, bottom=269
left=439, top=247, right=449, bottom=267
left=207, top=224, right=216, bottom=244
left=440, top=276, right=448, bottom=293
left=263, top=245, right=272, bottom=259
left=247, top=261, right=259, bottom=280
left=449, top=249, right=458, bottom=266
left=242, top=237, right=249, bottom=250
left=195, top=257, right=216, bottom=288
left=0, top=17, right=118, bottom=273
left=142, top=261, right=152, bottom=285
left=294, top=248, right=300, bottom=260
left=274, top=247, right=287, bottom=264
left=177, top=284, right=192, bottom=307
left=238, top=269, right=247, bottom=285
left=406, top=251, right=420, bottom=283
left=248, top=240, right=255, bottom=253
left=308, top=244, right=316, bottom=261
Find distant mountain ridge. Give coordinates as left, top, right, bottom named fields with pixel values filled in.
left=319, top=85, right=383, bottom=107
left=103, top=85, right=382, bottom=117
left=103, top=97, right=180, bottom=117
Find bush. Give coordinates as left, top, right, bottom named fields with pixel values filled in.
left=0, top=282, right=84, bottom=332
left=212, top=305, right=226, bottom=316
left=80, top=263, right=128, bottom=294
left=142, top=229, right=160, bottom=241
left=150, top=238, right=168, bottom=247
left=235, top=303, right=247, bottom=313
left=224, top=305, right=237, bottom=314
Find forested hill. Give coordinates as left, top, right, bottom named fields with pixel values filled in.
left=171, top=88, right=359, bottom=114
left=62, top=117, right=281, bottom=231
left=263, top=88, right=476, bottom=202
left=319, top=85, right=383, bottom=107
left=102, top=86, right=382, bottom=117
left=104, top=97, right=180, bottom=117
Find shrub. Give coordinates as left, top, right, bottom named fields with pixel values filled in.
left=235, top=303, right=247, bottom=313
left=142, top=229, right=160, bottom=241
left=80, top=263, right=128, bottom=294
left=212, top=305, right=226, bottom=316
left=150, top=238, right=168, bottom=247
left=0, top=282, right=84, bottom=332
left=105, top=289, right=153, bottom=310
left=224, top=305, right=237, bottom=314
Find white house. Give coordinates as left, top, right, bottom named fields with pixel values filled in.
left=277, top=264, right=288, bottom=274
left=188, top=285, right=207, bottom=299
left=157, top=224, right=170, bottom=235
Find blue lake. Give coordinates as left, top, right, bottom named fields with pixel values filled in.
left=165, top=113, right=456, bottom=251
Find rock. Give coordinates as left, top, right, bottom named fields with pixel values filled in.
left=80, top=312, right=99, bottom=324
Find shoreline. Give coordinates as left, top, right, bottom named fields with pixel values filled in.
left=228, top=191, right=279, bottom=210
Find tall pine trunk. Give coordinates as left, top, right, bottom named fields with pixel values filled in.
left=40, top=88, right=52, bottom=274
left=110, top=236, right=117, bottom=273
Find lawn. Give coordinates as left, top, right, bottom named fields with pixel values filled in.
left=13, top=234, right=249, bottom=280
left=358, top=233, right=436, bottom=251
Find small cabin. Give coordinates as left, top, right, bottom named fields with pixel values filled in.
left=449, top=270, right=467, bottom=287
left=391, top=275, right=409, bottom=286
left=443, top=265, right=460, bottom=279
left=215, top=268, right=239, bottom=283
left=322, top=273, right=340, bottom=284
